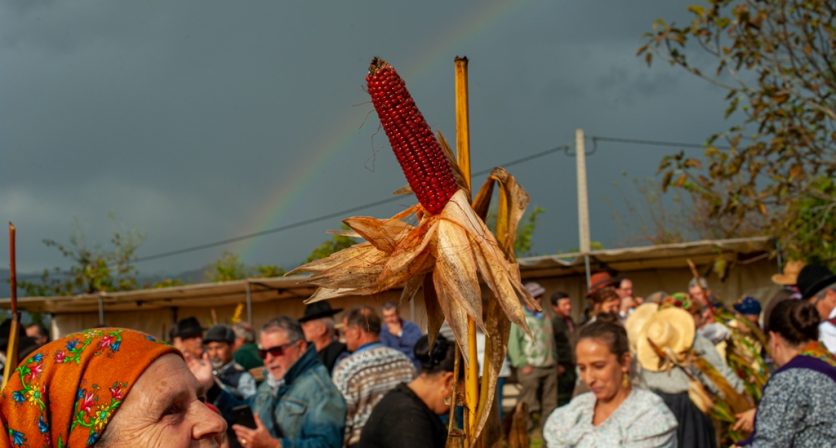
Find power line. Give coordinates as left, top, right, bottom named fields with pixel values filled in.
left=589, top=135, right=724, bottom=150
left=134, top=134, right=717, bottom=264
left=134, top=144, right=571, bottom=263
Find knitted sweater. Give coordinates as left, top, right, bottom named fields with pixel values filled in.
left=332, top=342, right=415, bottom=446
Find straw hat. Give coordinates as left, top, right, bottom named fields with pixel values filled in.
left=636, top=307, right=695, bottom=372
left=771, top=260, right=805, bottom=286
left=625, top=303, right=659, bottom=352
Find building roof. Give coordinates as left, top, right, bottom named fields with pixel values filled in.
left=1, top=236, right=772, bottom=314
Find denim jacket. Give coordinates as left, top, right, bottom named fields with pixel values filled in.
left=252, top=345, right=346, bottom=448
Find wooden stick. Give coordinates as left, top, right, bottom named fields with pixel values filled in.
left=2, top=223, right=20, bottom=389
left=454, top=56, right=479, bottom=444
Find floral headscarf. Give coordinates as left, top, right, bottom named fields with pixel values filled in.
left=0, top=328, right=178, bottom=447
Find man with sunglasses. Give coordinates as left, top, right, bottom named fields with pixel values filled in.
left=232, top=316, right=346, bottom=448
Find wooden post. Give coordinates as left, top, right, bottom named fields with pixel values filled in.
left=2, top=223, right=19, bottom=389
left=455, top=56, right=479, bottom=443
left=575, top=129, right=592, bottom=287
left=245, top=281, right=253, bottom=324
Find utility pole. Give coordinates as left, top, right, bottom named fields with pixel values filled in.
left=575, top=129, right=592, bottom=287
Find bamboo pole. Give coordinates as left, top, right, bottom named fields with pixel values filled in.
left=454, top=56, right=479, bottom=443
left=2, top=223, right=19, bottom=389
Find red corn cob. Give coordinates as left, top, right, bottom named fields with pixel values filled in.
left=366, top=57, right=458, bottom=215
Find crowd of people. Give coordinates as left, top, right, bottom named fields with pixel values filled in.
left=0, top=263, right=834, bottom=447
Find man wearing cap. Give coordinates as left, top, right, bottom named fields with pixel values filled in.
left=203, top=324, right=257, bottom=448
left=508, top=282, right=557, bottom=435
left=797, top=264, right=836, bottom=353
left=733, top=296, right=762, bottom=327
left=205, top=324, right=257, bottom=401
left=299, top=301, right=348, bottom=374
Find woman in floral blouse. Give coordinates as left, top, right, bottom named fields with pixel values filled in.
left=544, top=321, right=677, bottom=447
left=0, top=328, right=226, bottom=447
left=737, top=299, right=836, bottom=447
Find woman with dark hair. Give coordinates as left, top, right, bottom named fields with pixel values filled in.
left=358, top=335, right=460, bottom=448
left=544, top=321, right=677, bottom=447
left=736, top=299, right=836, bottom=447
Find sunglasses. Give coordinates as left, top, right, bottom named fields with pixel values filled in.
left=258, top=340, right=300, bottom=359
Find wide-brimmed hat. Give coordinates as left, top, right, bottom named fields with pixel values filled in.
left=636, top=307, right=695, bottom=372
left=174, top=316, right=205, bottom=339
left=771, top=260, right=805, bottom=286
left=298, top=301, right=343, bottom=323
left=797, top=264, right=836, bottom=300
left=625, top=303, right=659, bottom=352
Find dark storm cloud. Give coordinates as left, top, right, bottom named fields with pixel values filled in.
left=0, top=1, right=728, bottom=276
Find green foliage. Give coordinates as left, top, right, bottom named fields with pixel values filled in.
left=639, top=0, right=835, bottom=265
left=255, top=264, right=286, bottom=278
left=19, top=218, right=144, bottom=296
left=514, top=206, right=544, bottom=256
left=486, top=206, right=545, bottom=257
left=206, top=251, right=249, bottom=282
left=306, top=224, right=356, bottom=262
left=205, top=252, right=287, bottom=282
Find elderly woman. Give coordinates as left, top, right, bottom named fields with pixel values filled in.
left=0, top=328, right=226, bottom=447
left=358, top=335, right=460, bottom=448
left=544, top=321, right=677, bottom=447
left=737, top=299, right=836, bottom=447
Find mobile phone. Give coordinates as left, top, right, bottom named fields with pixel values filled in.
left=232, top=405, right=257, bottom=429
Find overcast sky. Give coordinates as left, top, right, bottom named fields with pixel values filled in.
left=0, top=0, right=731, bottom=277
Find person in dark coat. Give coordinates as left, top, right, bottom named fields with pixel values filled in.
left=299, top=301, right=348, bottom=373
left=550, top=291, right=577, bottom=406
left=359, top=335, right=460, bottom=448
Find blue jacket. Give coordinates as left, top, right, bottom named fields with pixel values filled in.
left=252, top=345, right=346, bottom=448
left=380, top=319, right=423, bottom=366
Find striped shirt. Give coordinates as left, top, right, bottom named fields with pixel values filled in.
left=332, top=342, right=415, bottom=446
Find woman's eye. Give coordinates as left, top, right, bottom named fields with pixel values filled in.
left=162, top=403, right=183, bottom=417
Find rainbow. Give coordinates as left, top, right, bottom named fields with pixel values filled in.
left=238, top=0, right=523, bottom=259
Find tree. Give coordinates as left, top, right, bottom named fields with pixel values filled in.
left=19, top=219, right=144, bottom=296
left=639, top=0, right=835, bottom=268
left=206, top=251, right=249, bottom=282
left=305, top=225, right=356, bottom=262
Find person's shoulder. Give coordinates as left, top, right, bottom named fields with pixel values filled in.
left=626, top=389, right=678, bottom=429
left=289, top=363, right=342, bottom=396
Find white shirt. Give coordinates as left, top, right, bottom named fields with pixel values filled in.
left=544, top=388, right=678, bottom=448
left=820, top=307, right=836, bottom=354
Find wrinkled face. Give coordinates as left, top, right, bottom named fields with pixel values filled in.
left=576, top=338, right=630, bottom=402
left=205, top=342, right=233, bottom=369
left=342, top=318, right=362, bottom=352
left=101, top=354, right=226, bottom=447
left=180, top=337, right=204, bottom=358
left=617, top=280, right=633, bottom=299
left=382, top=308, right=399, bottom=326
left=260, top=330, right=306, bottom=381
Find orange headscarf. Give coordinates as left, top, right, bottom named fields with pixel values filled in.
left=0, top=328, right=178, bottom=447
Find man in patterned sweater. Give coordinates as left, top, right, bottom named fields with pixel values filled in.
left=332, top=306, right=415, bottom=447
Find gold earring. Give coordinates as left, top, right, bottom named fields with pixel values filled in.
left=622, top=373, right=630, bottom=388
left=443, top=394, right=452, bottom=406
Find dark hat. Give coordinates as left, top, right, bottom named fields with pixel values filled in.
left=174, top=316, right=205, bottom=339
left=733, top=296, right=762, bottom=316
left=298, top=301, right=343, bottom=323
left=797, top=264, right=836, bottom=300
left=204, top=325, right=235, bottom=344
